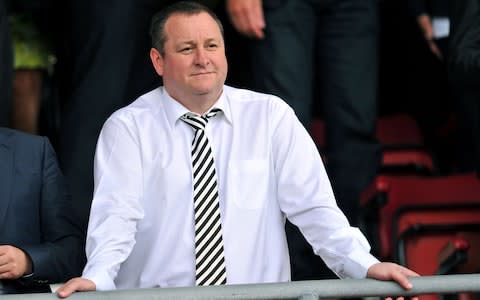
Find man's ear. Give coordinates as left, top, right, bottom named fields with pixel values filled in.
left=150, top=48, right=164, bottom=76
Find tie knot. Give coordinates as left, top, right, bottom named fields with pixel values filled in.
left=181, top=108, right=222, bottom=131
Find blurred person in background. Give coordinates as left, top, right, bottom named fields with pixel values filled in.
left=225, top=0, right=381, bottom=281
left=407, top=0, right=455, bottom=173
left=448, top=0, right=480, bottom=177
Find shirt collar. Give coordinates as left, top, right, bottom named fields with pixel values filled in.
left=161, top=87, right=232, bottom=128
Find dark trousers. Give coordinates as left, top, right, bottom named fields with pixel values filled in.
left=0, top=0, right=12, bottom=127
left=248, top=0, right=381, bottom=280
left=453, top=87, right=480, bottom=175
left=0, top=280, right=50, bottom=294
left=59, top=0, right=166, bottom=232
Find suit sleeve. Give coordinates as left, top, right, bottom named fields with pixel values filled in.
left=448, top=1, right=480, bottom=87
left=20, top=137, right=85, bottom=284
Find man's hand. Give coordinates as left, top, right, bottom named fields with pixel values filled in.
left=0, top=245, right=32, bottom=279
left=56, top=277, right=96, bottom=298
left=226, top=0, right=265, bottom=39
left=367, top=262, right=420, bottom=300
left=416, top=14, right=443, bottom=60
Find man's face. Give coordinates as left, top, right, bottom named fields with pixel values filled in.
left=156, top=12, right=228, bottom=103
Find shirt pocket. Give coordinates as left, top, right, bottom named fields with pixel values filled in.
left=229, top=159, right=269, bottom=210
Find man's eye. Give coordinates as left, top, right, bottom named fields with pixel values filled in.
left=180, top=47, right=193, bottom=53
left=207, top=44, right=218, bottom=49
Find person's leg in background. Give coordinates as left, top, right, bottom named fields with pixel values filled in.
left=247, top=0, right=337, bottom=281
left=476, top=98, right=480, bottom=177
left=453, top=88, right=480, bottom=174
left=248, top=0, right=315, bottom=127
left=0, top=0, right=12, bottom=127
left=59, top=0, right=163, bottom=235
left=318, top=0, right=381, bottom=227
left=447, top=0, right=480, bottom=177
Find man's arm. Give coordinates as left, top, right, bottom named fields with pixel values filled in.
left=225, top=0, right=265, bottom=39
left=269, top=100, right=419, bottom=293
left=57, top=116, right=144, bottom=297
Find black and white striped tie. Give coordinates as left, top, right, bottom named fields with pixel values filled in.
left=181, top=108, right=227, bottom=286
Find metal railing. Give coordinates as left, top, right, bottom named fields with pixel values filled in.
left=3, top=273, right=480, bottom=300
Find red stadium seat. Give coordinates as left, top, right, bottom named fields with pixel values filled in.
left=360, top=173, right=480, bottom=300
left=310, top=113, right=436, bottom=174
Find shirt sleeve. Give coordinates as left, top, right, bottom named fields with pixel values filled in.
left=270, top=99, right=379, bottom=279
left=81, top=115, right=145, bottom=290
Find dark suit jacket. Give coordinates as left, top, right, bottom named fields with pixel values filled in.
left=0, top=128, right=85, bottom=293
left=448, top=0, right=480, bottom=174
left=448, top=0, right=480, bottom=87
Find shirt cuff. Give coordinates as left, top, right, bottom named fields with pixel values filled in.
left=21, top=272, right=34, bottom=279
left=343, top=249, right=380, bottom=279
left=82, top=269, right=116, bottom=291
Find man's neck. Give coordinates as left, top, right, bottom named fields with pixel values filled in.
left=166, top=87, right=223, bottom=115
left=186, top=100, right=216, bottom=115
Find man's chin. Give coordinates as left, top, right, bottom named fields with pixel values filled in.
left=192, top=86, right=217, bottom=96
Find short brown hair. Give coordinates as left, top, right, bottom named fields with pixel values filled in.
left=149, top=1, right=224, bottom=56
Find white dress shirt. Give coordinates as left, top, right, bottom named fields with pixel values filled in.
left=82, top=85, right=379, bottom=290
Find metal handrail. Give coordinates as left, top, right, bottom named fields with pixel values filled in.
left=3, top=273, right=480, bottom=299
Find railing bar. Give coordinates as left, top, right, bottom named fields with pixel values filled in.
left=298, top=294, right=318, bottom=300
left=2, top=273, right=479, bottom=300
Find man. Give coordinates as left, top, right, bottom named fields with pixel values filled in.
left=0, top=127, right=84, bottom=294
left=57, top=1, right=418, bottom=297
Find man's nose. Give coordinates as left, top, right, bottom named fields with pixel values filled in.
left=194, top=48, right=210, bottom=66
